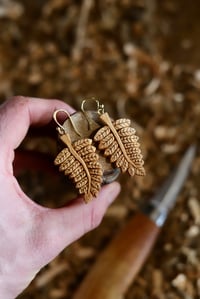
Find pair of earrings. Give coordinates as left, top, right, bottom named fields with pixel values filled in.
left=53, top=99, right=145, bottom=203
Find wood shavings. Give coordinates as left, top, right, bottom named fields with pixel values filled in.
left=144, top=78, right=160, bottom=96
left=194, top=69, right=200, bottom=82
left=173, top=93, right=184, bottom=103
left=161, top=143, right=180, bottom=154
left=154, top=125, right=178, bottom=140
left=164, top=243, right=173, bottom=252
left=123, top=43, right=160, bottom=76
left=73, top=243, right=96, bottom=259
left=172, top=273, right=196, bottom=299
left=188, top=197, right=200, bottom=224
left=152, top=269, right=163, bottom=297
left=197, top=279, right=200, bottom=297
left=180, top=212, right=189, bottom=222
left=72, top=0, right=93, bottom=61
left=49, top=288, right=66, bottom=298
left=42, top=0, right=69, bottom=16
left=0, top=0, right=24, bottom=19
left=106, top=204, right=128, bottom=219
left=181, top=247, right=199, bottom=266
left=185, top=225, right=199, bottom=238
left=172, top=274, right=187, bottom=291
left=35, top=263, right=69, bottom=289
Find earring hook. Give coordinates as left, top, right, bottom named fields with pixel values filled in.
left=81, top=97, right=104, bottom=115
left=53, top=109, right=81, bottom=137
left=81, top=98, right=105, bottom=130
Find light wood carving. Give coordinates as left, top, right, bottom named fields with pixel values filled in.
left=94, top=113, right=145, bottom=176
left=54, top=133, right=103, bottom=203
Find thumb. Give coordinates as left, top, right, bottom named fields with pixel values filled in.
left=35, top=182, right=121, bottom=267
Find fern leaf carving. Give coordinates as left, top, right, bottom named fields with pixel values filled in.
left=71, top=171, right=86, bottom=182
left=118, top=127, right=136, bottom=137
left=73, top=139, right=92, bottom=151
left=110, top=148, right=121, bottom=163
left=113, top=119, right=131, bottom=130
left=99, top=134, right=115, bottom=150
left=120, top=136, right=139, bottom=144
left=104, top=140, right=118, bottom=156
left=77, top=145, right=96, bottom=157
left=54, top=134, right=102, bottom=202
left=94, top=113, right=145, bottom=176
left=54, top=148, right=71, bottom=165
left=94, top=126, right=111, bottom=141
left=69, top=165, right=83, bottom=178
left=59, top=155, right=75, bottom=171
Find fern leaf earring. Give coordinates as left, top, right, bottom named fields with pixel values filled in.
left=93, top=106, right=145, bottom=177
left=53, top=110, right=103, bottom=203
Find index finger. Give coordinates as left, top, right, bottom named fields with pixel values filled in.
left=0, top=96, right=75, bottom=168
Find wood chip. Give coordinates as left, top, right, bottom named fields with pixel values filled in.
left=152, top=269, right=163, bottom=295
left=172, top=273, right=187, bottom=291
left=154, top=126, right=177, bottom=140
left=188, top=197, right=200, bottom=224
left=181, top=247, right=198, bottom=266
left=197, top=278, right=200, bottom=296
left=35, top=263, right=69, bottom=288
left=75, top=245, right=96, bottom=259
left=186, top=225, right=199, bottom=238
left=50, top=288, right=66, bottom=298
left=106, top=204, right=128, bottom=219
left=144, top=78, right=160, bottom=96
left=161, top=143, right=180, bottom=154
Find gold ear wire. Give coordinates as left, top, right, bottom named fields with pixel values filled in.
left=81, top=98, right=105, bottom=130
left=53, top=109, right=81, bottom=137
left=81, top=97, right=104, bottom=114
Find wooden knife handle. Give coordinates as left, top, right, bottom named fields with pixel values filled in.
left=73, top=212, right=160, bottom=299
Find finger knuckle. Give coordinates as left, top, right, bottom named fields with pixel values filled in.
left=10, top=96, right=29, bottom=108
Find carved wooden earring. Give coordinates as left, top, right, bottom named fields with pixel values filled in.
left=91, top=105, right=145, bottom=177
left=53, top=109, right=103, bottom=203
left=53, top=100, right=145, bottom=202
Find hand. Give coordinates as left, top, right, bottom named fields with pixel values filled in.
left=0, top=97, right=120, bottom=299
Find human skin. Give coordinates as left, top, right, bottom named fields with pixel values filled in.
left=0, top=97, right=121, bottom=299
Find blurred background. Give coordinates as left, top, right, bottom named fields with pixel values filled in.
left=0, top=0, right=199, bottom=298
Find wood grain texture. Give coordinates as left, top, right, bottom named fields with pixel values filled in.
left=72, top=213, right=160, bottom=299
left=54, top=133, right=102, bottom=203
left=94, top=112, right=145, bottom=176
